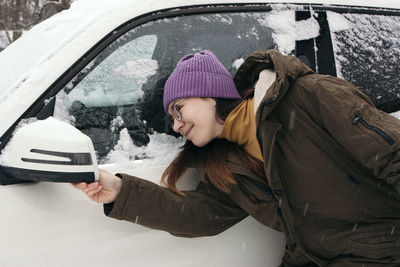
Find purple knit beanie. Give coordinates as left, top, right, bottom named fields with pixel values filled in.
left=163, top=50, right=241, bottom=114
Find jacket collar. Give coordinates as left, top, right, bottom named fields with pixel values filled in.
left=233, top=49, right=314, bottom=119
left=232, top=50, right=314, bottom=163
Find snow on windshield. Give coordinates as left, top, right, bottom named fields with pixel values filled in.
left=114, top=58, right=158, bottom=83
left=64, top=35, right=158, bottom=108
left=258, top=8, right=320, bottom=54
left=327, top=11, right=400, bottom=110
left=327, top=11, right=400, bottom=79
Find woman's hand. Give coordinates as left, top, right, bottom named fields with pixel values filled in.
left=73, top=169, right=122, bottom=203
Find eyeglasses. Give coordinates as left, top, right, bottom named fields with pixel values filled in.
left=169, top=102, right=183, bottom=123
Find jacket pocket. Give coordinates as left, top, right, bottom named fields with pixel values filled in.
left=352, top=113, right=395, bottom=145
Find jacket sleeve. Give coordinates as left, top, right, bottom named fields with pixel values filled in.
left=295, top=74, right=400, bottom=194
left=104, top=173, right=248, bottom=237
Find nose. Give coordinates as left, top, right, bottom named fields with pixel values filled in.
left=172, top=118, right=184, bottom=133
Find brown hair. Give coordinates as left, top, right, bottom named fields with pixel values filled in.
left=162, top=97, right=265, bottom=195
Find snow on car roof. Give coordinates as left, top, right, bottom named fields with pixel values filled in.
left=0, top=0, right=399, bottom=138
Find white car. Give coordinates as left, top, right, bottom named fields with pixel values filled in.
left=0, top=0, right=399, bottom=266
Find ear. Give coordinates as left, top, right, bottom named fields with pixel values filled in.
left=211, top=98, right=216, bottom=107
left=203, top=98, right=216, bottom=106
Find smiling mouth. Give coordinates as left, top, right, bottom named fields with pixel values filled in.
left=183, top=126, right=193, bottom=138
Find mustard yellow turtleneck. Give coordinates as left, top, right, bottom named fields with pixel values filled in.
left=219, top=98, right=263, bottom=162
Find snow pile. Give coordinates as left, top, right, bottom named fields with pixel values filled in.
left=0, top=143, right=11, bottom=166
left=0, top=117, right=38, bottom=166
left=326, top=11, right=351, bottom=32
left=105, top=129, right=184, bottom=169
left=232, top=58, right=244, bottom=70
left=258, top=10, right=320, bottom=54
left=53, top=90, right=75, bottom=124
left=110, top=116, right=124, bottom=133
left=0, top=31, right=10, bottom=50
left=391, top=110, right=400, bottom=120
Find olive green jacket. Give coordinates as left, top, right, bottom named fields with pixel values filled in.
left=105, top=50, right=400, bottom=266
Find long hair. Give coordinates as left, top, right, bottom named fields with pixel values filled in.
left=161, top=98, right=264, bottom=195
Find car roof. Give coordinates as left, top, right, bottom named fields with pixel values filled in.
left=0, top=0, right=399, bottom=137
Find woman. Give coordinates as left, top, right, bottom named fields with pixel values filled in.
left=75, top=50, right=400, bottom=266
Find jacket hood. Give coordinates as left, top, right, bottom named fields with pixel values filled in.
left=233, top=50, right=314, bottom=115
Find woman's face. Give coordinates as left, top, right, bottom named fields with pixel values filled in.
left=168, top=97, right=223, bottom=147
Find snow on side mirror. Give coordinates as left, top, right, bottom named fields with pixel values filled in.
left=1, top=117, right=99, bottom=183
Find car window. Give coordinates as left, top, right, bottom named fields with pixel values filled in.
left=65, top=35, right=158, bottom=108
left=52, top=11, right=282, bottom=164
left=327, top=11, right=400, bottom=113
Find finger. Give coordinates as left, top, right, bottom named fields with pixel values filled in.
left=87, top=182, right=99, bottom=189
left=82, top=182, right=99, bottom=193
left=87, top=185, right=102, bottom=196
left=87, top=186, right=102, bottom=197
left=74, top=182, right=88, bottom=190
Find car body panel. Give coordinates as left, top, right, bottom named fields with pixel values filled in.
left=0, top=165, right=285, bottom=266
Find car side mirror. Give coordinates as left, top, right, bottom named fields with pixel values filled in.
left=1, top=117, right=99, bottom=184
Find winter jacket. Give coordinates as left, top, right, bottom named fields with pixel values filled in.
left=105, top=50, right=400, bottom=266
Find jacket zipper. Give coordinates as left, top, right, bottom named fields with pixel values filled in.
left=352, top=113, right=394, bottom=145
left=254, top=78, right=324, bottom=267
